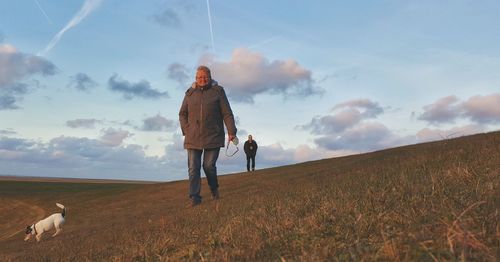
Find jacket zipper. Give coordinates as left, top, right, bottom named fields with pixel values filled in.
left=200, top=87, right=204, bottom=135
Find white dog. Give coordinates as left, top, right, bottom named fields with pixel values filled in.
left=24, top=203, right=66, bottom=242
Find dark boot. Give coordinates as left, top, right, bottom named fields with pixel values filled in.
left=211, top=190, right=220, bottom=200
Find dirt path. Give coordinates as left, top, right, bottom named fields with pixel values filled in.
left=0, top=199, right=46, bottom=241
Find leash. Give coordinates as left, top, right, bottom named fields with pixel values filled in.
left=225, top=137, right=239, bottom=157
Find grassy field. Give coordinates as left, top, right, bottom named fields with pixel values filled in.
left=0, top=131, right=498, bottom=261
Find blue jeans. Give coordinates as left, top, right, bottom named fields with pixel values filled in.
left=246, top=154, right=255, bottom=171
left=187, top=148, right=220, bottom=202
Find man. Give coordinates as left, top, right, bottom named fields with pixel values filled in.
left=179, top=65, right=237, bottom=207
left=244, top=135, right=258, bottom=172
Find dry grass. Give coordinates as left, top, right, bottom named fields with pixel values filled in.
left=0, top=131, right=498, bottom=261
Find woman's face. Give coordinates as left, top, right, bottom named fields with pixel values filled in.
left=196, top=70, right=210, bottom=87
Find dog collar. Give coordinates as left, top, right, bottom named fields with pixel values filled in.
left=33, top=223, right=37, bottom=235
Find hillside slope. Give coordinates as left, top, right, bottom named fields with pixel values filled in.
left=1, top=131, right=498, bottom=261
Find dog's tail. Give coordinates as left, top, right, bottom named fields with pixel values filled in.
left=56, top=203, right=66, bottom=218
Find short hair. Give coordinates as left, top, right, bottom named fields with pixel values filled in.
left=197, top=65, right=211, bottom=78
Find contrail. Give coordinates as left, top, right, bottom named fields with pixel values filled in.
left=248, top=35, right=280, bottom=50
left=34, top=0, right=53, bottom=24
left=206, top=0, right=215, bottom=54
left=38, top=0, right=103, bottom=56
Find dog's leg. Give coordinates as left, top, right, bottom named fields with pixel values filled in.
left=52, top=228, right=62, bottom=237
left=24, top=234, right=32, bottom=242
left=36, top=234, right=42, bottom=242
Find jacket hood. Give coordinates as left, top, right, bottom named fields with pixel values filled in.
left=191, top=79, right=218, bottom=89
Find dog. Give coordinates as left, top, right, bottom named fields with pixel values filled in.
left=24, top=203, right=66, bottom=242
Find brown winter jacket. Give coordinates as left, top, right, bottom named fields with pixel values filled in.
left=179, top=80, right=237, bottom=149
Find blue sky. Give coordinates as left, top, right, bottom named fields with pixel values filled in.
left=1, top=0, right=499, bottom=181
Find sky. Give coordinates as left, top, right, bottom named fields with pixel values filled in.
left=1, top=0, right=499, bottom=182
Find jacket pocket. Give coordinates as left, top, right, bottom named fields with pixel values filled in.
left=185, top=123, right=196, bottom=143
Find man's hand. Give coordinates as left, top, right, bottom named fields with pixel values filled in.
left=228, top=134, right=236, bottom=143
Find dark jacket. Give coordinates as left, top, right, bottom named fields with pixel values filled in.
left=179, top=80, right=237, bottom=149
left=244, top=140, right=258, bottom=156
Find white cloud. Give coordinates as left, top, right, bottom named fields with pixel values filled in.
left=416, top=125, right=486, bottom=142
left=300, top=99, right=384, bottom=135
left=0, top=44, right=56, bottom=109
left=300, top=98, right=416, bottom=152
left=66, top=118, right=102, bottom=129
left=0, top=135, right=168, bottom=181
left=100, top=128, right=133, bottom=147
left=200, top=48, right=322, bottom=103
left=141, top=114, right=176, bottom=132
left=462, top=93, right=500, bottom=124
left=68, top=73, right=98, bottom=91
left=418, top=93, right=500, bottom=125
left=0, top=95, right=17, bottom=110
left=167, top=63, right=190, bottom=88
left=418, top=96, right=461, bottom=124
left=108, top=74, right=169, bottom=100
left=332, top=99, right=384, bottom=118
left=314, top=122, right=415, bottom=151
left=0, top=129, right=16, bottom=135
left=0, top=44, right=56, bottom=87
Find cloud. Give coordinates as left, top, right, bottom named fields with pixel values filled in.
left=418, top=93, right=500, bottom=125
left=99, top=128, right=133, bottom=147
left=66, top=118, right=102, bottom=129
left=152, top=8, right=181, bottom=28
left=48, top=136, right=108, bottom=159
left=462, top=93, right=500, bottom=124
left=200, top=48, right=322, bottom=103
left=39, top=0, right=103, bottom=55
left=298, top=99, right=384, bottom=135
left=418, top=96, right=461, bottom=124
left=68, top=73, right=98, bottom=91
left=108, top=74, right=169, bottom=100
left=301, top=95, right=495, bottom=153
left=0, top=135, right=168, bottom=181
left=167, top=63, right=190, bottom=88
left=301, top=111, right=362, bottom=135
left=0, top=44, right=56, bottom=87
left=0, top=44, right=56, bottom=109
left=141, top=114, right=176, bottom=132
left=4, top=82, right=30, bottom=95
left=416, top=125, right=486, bottom=142
left=300, top=96, right=495, bottom=153
left=332, top=99, right=384, bottom=118
left=0, top=95, right=17, bottom=110
left=0, top=82, right=39, bottom=109
left=0, top=129, right=16, bottom=135
left=300, top=98, right=415, bottom=152
left=314, top=122, right=413, bottom=151
left=0, top=137, right=35, bottom=151
left=0, top=82, right=32, bottom=110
